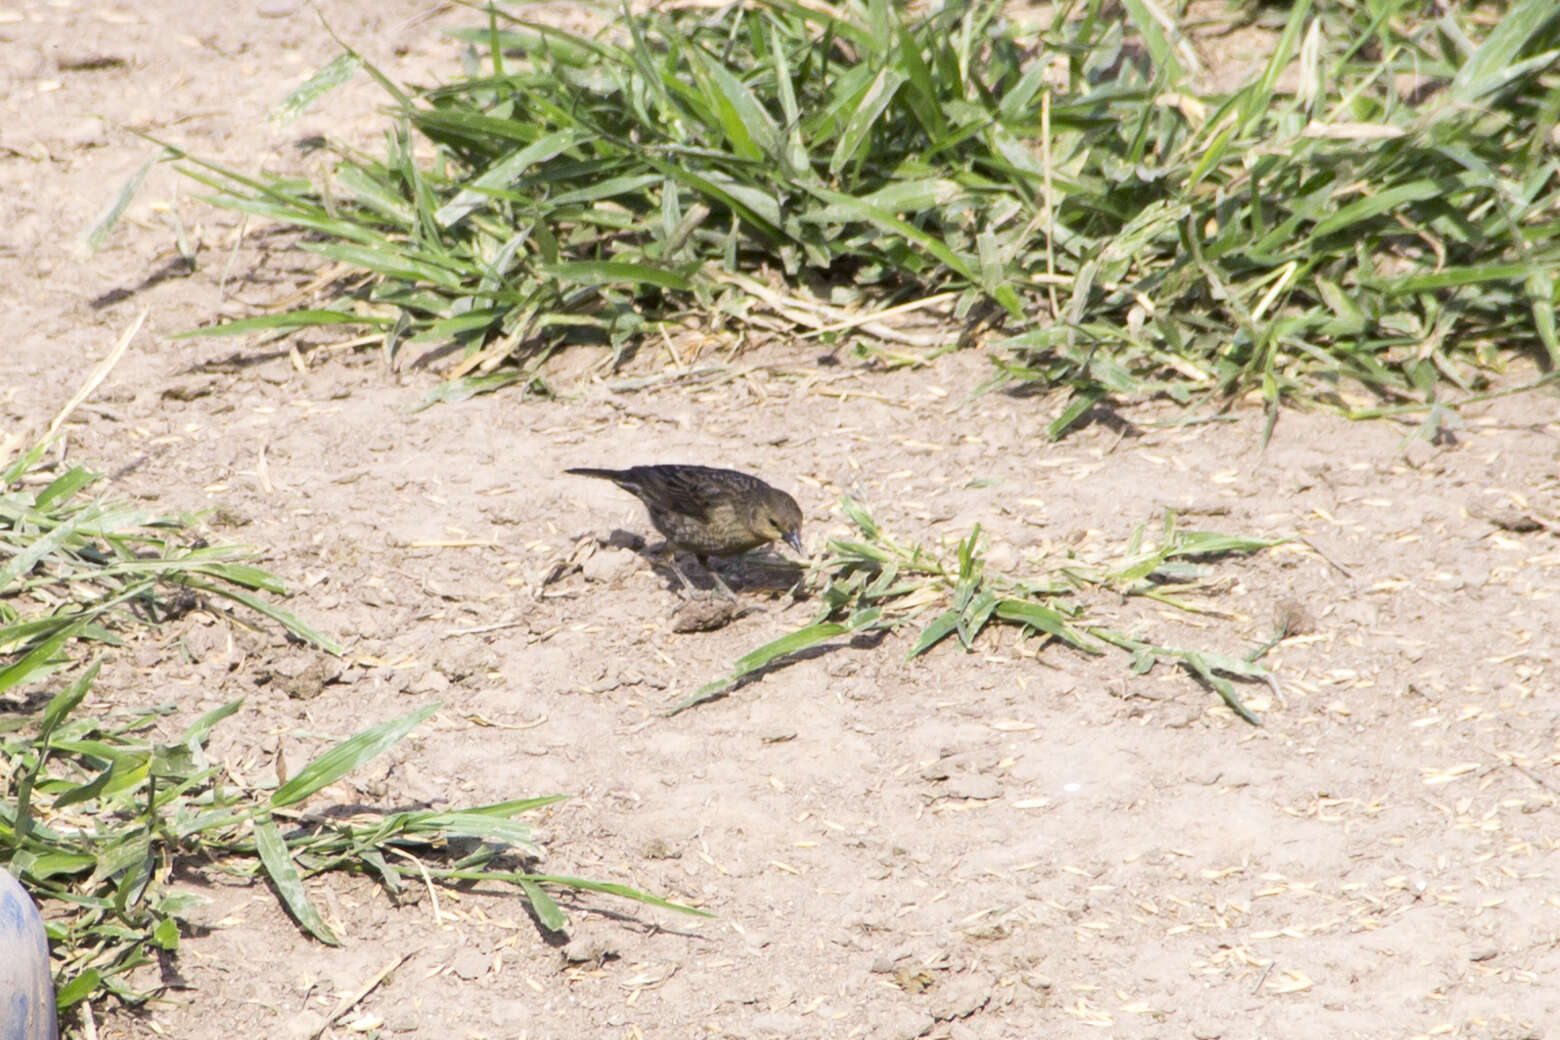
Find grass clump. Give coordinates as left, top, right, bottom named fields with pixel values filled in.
left=158, top=0, right=1560, bottom=426
left=990, top=0, right=1560, bottom=436
left=672, top=503, right=1285, bottom=723
left=173, top=0, right=1044, bottom=391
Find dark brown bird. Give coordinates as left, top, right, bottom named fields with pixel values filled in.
left=566, top=464, right=804, bottom=596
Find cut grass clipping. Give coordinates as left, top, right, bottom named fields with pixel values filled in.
left=1, top=443, right=701, bottom=1010
left=144, top=0, right=1560, bottom=428
left=670, top=502, right=1285, bottom=722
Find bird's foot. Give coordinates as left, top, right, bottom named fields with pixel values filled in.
left=664, top=562, right=739, bottom=603
left=706, top=570, right=740, bottom=603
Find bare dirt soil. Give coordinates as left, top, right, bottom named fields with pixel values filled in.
left=5, top=3, right=1560, bottom=1039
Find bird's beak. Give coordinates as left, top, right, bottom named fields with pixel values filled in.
left=784, top=530, right=805, bottom=556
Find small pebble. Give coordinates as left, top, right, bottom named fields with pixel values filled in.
left=560, top=932, right=615, bottom=964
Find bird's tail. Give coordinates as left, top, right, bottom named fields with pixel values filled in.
left=564, top=467, right=626, bottom=482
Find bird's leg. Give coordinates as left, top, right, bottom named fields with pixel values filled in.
left=658, top=548, right=705, bottom=597
left=696, top=555, right=739, bottom=602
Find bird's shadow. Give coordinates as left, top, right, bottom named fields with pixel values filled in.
left=609, top=529, right=804, bottom=596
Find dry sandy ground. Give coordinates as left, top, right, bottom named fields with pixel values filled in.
left=4, top=2, right=1560, bottom=1039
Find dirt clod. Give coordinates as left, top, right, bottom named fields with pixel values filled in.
left=671, top=597, right=746, bottom=632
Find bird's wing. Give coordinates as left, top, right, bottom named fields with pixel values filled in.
left=640, top=465, right=738, bottom=519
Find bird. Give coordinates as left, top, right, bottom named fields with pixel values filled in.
left=566, top=464, right=804, bottom=597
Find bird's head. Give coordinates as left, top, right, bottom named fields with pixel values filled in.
left=754, top=489, right=805, bottom=555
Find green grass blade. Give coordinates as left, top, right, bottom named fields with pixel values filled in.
left=176, top=309, right=388, bottom=338
left=0, top=617, right=91, bottom=694
left=187, top=580, right=342, bottom=654
left=992, top=599, right=1104, bottom=654
left=669, top=609, right=882, bottom=715
left=415, top=370, right=527, bottom=409
left=1450, top=0, right=1560, bottom=102
left=270, top=53, right=362, bottom=124
left=404, top=810, right=538, bottom=849
left=800, top=185, right=975, bottom=280
left=434, top=129, right=586, bottom=227
left=518, top=874, right=713, bottom=917
left=1309, top=180, right=1451, bottom=240
left=54, top=969, right=102, bottom=1010
left=1120, top=0, right=1192, bottom=84
left=689, top=48, right=783, bottom=162
left=32, top=466, right=100, bottom=512
left=269, top=703, right=440, bottom=808
left=80, top=150, right=168, bottom=253
left=1525, top=270, right=1560, bottom=368
left=543, top=261, right=691, bottom=292
left=829, top=67, right=907, bottom=175
left=179, top=697, right=246, bottom=747
left=1180, top=652, right=1262, bottom=725
left=518, top=877, right=566, bottom=931
left=253, top=813, right=340, bottom=945
left=0, top=502, right=104, bottom=592
left=907, top=608, right=961, bottom=659
left=1169, top=531, right=1287, bottom=557
left=39, top=658, right=101, bottom=737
